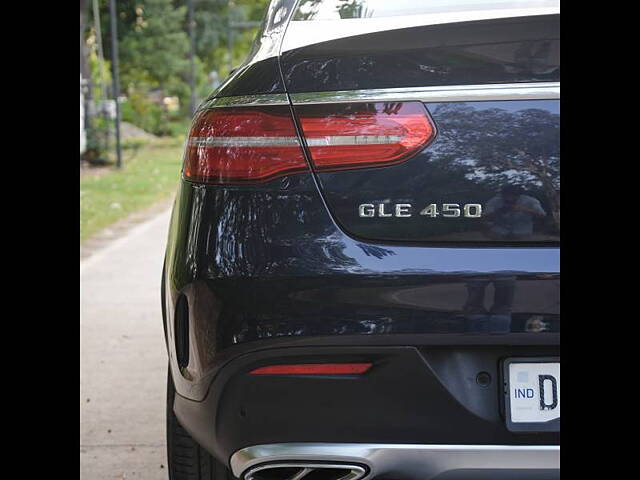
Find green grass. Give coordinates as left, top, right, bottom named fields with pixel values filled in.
left=80, top=136, right=184, bottom=244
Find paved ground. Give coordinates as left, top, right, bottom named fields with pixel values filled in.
left=80, top=208, right=172, bottom=480
left=81, top=200, right=174, bottom=261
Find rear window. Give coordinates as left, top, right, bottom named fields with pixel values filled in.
left=294, top=0, right=559, bottom=21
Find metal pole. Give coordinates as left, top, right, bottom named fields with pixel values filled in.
left=92, top=0, right=107, bottom=99
left=80, top=0, right=93, bottom=133
left=92, top=0, right=109, bottom=152
left=188, top=0, right=196, bottom=116
left=109, top=0, right=122, bottom=168
left=227, top=15, right=234, bottom=74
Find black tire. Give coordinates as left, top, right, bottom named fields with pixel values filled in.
left=166, top=367, right=235, bottom=480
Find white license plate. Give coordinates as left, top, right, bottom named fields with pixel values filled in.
left=505, top=359, right=560, bottom=432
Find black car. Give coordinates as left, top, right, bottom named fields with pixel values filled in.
left=162, top=1, right=560, bottom=479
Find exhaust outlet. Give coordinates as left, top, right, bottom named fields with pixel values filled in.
left=243, top=463, right=367, bottom=480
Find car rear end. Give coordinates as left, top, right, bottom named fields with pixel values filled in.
left=163, top=1, right=560, bottom=479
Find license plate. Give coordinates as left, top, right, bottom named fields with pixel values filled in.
left=503, top=357, right=560, bottom=432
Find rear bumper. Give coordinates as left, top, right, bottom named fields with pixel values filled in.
left=171, top=343, right=559, bottom=467
left=230, top=443, right=560, bottom=480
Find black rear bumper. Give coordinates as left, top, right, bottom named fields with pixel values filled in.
left=171, top=342, right=559, bottom=467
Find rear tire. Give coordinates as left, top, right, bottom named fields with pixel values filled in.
left=166, top=367, right=234, bottom=480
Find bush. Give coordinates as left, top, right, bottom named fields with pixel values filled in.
left=81, top=116, right=111, bottom=165
left=164, top=118, right=192, bottom=138
left=120, top=92, right=188, bottom=137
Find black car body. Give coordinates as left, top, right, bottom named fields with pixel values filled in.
left=163, top=1, right=560, bottom=479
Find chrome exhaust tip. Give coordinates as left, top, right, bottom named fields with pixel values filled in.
left=231, top=443, right=560, bottom=480
left=243, top=463, right=367, bottom=480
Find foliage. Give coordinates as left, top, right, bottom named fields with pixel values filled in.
left=85, top=0, right=270, bottom=136
left=120, top=92, right=170, bottom=136
left=82, top=116, right=112, bottom=165
left=119, top=0, right=190, bottom=94
left=88, top=50, right=112, bottom=102
left=200, top=0, right=270, bottom=76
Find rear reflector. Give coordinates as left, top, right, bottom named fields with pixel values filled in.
left=249, top=362, right=373, bottom=376
left=296, top=102, right=435, bottom=171
left=183, top=106, right=308, bottom=184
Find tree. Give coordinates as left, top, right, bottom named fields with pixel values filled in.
left=192, top=0, right=269, bottom=79
left=119, top=0, right=190, bottom=96
left=87, top=0, right=271, bottom=129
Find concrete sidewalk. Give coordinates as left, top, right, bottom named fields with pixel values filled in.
left=80, top=208, right=172, bottom=480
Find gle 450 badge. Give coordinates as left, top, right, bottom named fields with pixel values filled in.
left=358, top=203, right=482, bottom=218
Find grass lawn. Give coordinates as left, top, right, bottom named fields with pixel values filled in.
left=80, top=136, right=184, bottom=244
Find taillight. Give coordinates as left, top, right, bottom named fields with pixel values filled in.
left=295, top=102, right=435, bottom=171
left=183, top=101, right=435, bottom=185
left=249, top=362, right=373, bottom=376
left=183, top=106, right=307, bottom=184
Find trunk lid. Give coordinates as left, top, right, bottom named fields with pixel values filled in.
left=282, top=7, right=559, bottom=244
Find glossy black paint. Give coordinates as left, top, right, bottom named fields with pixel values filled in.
left=298, top=99, right=560, bottom=243
left=173, top=345, right=559, bottom=464
left=281, top=15, right=559, bottom=93
left=164, top=175, right=558, bottom=402
left=212, top=57, right=285, bottom=97
left=163, top=1, right=560, bottom=465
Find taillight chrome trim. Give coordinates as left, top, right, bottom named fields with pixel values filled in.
left=306, top=135, right=403, bottom=147
left=199, top=93, right=290, bottom=111
left=188, top=136, right=301, bottom=148
left=187, top=135, right=406, bottom=148
left=290, top=82, right=560, bottom=105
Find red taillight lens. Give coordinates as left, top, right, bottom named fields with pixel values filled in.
left=249, top=362, right=372, bottom=376
left=183, top=106, right=308, bottom=184
left=183, top=102, right=435, bottom=185
left=296, top=102, right=435, bottom=171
